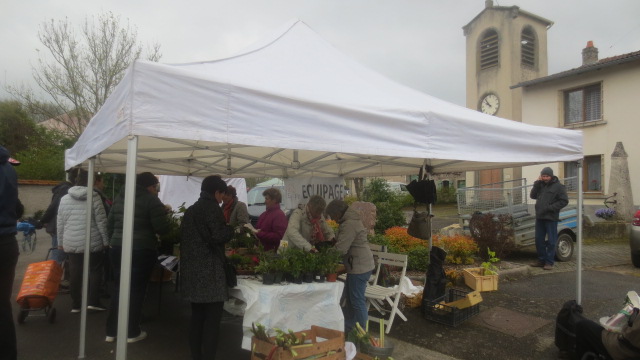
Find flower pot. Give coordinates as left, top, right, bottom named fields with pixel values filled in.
left=303, top=272, right=314, bottom=283
left=326, top=273, right=338, bottom=282
left=262, top=273, right=275, bottom=285
left=274, top=272, right=283, bottom=284
left=463, top=267, right=498, bottom=292
left=361, top=339, right=394, bottom=358
left=314, top=274, right=326, bottom=283
left=291, top=274, right=303, bottom=284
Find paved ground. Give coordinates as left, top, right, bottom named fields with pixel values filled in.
left=10, top=228, right=638, bottom=359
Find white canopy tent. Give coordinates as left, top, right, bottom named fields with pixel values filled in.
left=65, top=20, right=583, bottom=359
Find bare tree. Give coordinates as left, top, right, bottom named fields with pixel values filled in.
left=9, top=12, right=161, bottom=138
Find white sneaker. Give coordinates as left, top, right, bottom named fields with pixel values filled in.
left=127, top=331, right=147, bottom=343
left=105, top=336, right=116, bottom=343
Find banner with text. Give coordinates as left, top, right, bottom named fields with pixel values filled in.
left=283, top=177, right=347, bottom=210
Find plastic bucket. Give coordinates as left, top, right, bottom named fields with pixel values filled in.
left=361, top=339, right=394, bottom=358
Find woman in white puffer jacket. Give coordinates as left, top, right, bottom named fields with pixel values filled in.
left=57, top=169, right=109, bottom=312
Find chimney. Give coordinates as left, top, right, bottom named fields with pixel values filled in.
left=485, top=0, right=493, bottom=8
left=582, top=41, right=599, bottom=66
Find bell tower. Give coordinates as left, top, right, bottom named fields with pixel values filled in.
left=462, top=0, right=552, bottom=185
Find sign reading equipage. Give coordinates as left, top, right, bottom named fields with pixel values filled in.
left=283, top=177, right=347, bottom=209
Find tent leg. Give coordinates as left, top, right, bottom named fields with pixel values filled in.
left=77, top=159, right=95, bottom=359
left=576, top=160, right=583, bottom=305
left=116, top=136, right=139, bottom=360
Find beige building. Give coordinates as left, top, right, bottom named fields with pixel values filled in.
left=462, top=0, right=552, bottom=187
left=514, top=45, right=640, bottom=208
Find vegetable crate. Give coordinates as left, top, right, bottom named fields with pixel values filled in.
left=251, top=325, right=345, bottom=360
left=423, top=288, right=480, bottom=327
left=462, top=267, right=498, bottom=292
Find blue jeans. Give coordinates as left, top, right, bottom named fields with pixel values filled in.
left=344, top=271, right=372, bottom=334
left=49, top=234, right=67, bottom=264
left=535, top=219, right=558, bottom=265
left=106, top=247, right=157, bottom=338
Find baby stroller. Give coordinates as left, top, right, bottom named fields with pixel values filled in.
left=16, top=218, right=38, bottom=254
left=16, top=260, right=63, bottom=324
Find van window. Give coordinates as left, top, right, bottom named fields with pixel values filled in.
left=247, top=187, right=266, bottom=205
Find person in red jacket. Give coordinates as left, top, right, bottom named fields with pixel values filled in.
left=253, top=188, right=288, bottom=252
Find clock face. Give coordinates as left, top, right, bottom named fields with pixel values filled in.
left=480, top=93, right=500, bottom=115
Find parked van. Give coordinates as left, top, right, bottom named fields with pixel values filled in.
left=387, top=181, right=408, bottom=193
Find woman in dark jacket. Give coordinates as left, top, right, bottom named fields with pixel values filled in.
left=180, top=175, right=232, bottom=360
left=105, top=172, right=171, bottom=343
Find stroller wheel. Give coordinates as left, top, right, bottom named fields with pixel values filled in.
left=48, top=308, right=57, bottom=324
left=17, top=310, right=28, bottom=324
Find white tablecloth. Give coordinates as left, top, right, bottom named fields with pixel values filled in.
left=228, top=277, right=345, bottom=350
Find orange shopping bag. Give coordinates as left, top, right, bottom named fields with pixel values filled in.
left=16, top=260, right=63, bottom=309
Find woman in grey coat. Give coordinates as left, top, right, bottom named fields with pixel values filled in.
left=180, top=175, right=232, bottom=360
left=325, top=199, right=374, bottom=334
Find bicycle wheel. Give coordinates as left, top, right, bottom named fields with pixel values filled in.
left=29, top=232, right=37, bottom=253
left=22, top=233, right=34, bottom=254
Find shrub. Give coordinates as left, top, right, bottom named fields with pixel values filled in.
left=383, top=227, right=428, bottom=253
left=436, top=186, right=458, bottom=204
left=368, top=233, right=390, bottom=248
left=344, top=195, right=358, bottom=206
left=326, top=219, right=339, bottom=233
left=407, top=246, right=430, bottom=272
left=432, top=234, right=478, bottom=265
left=363, top=178, right=406, bottom=234
left=468, top=213, right=515, bottom=260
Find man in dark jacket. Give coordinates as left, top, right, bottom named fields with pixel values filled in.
left=105, top=172, right=171, bottom=344
left=0, top=146, right=23, bottom=360
left=529, top=167, right=568, bottom=270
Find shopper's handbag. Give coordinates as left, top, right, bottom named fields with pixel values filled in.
left=223, top=257, right=237, bottom=288
left=407, top=210, right=432, bottom=240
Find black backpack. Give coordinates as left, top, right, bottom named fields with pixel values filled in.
left=555, top=300, right=587, bottom=354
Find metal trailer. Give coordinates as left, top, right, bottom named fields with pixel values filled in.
left=457, top=177, right=578, bottom=261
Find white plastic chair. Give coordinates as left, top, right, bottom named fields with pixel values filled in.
left=365, top=252, right=408, bottom=334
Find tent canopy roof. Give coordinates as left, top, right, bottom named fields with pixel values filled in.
left=65, top=19, right=582, bottom=177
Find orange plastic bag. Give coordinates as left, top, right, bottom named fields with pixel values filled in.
left=16, top=260, right=63, bottom=309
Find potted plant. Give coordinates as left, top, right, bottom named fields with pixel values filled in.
left=301, top=252, right=317, bottom=283
left=254, top=256, right=275, bottom=285
left=271, top=256, right=287, bottom=284
left=283, top=248, right=304, bottom=284
left=463, top=248, right=499, bottom=292
left=321, top=248, right=342, bottom=282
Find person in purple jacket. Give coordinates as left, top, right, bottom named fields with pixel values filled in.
left=253, top=188, right=288, bottom=252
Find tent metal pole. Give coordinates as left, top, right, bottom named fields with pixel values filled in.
left=116, top=136, right=138, bottom=360
left=77, top=159, right=95, bottom=359
left=576, top=160, right=583, bottom=305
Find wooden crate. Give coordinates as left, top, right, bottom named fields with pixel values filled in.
left=251, top=325, right=345, bottom=360
left=463, top=267, right=498, bottom=292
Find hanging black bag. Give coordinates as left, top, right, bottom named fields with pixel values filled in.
left=554, top=299, right=586, bottom=355
left=407, top=210, right=432, bottom=240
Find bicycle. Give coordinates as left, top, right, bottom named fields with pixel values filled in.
left=16, top=218, right=38, bottom=254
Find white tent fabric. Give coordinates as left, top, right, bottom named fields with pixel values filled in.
left=64, top=19, right=584, bottom=360
left=65, top=19, right=582, bottom=177
left=157, top=176, right=248, bottom=210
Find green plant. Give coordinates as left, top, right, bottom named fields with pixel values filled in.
left=436, top=186, right=457, bottom=204
left=301, top=252, right=318, bottom=273
left=407, top=246, right=430, bottom=271
left=320, top=248, right=343, bottom=274
left=282, top=248, right=304, bottom=277
left=362, top=178, right=406, bottom=234
left=481, top=248, right=500, bottom=275
left=468, top=212, right=515, bottom=260
left=368, top=233, right=390, bottom=248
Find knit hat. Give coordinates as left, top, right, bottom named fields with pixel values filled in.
left=540, top=167, right=554, bottom=177
left=136, top=172, right=159, bottom=188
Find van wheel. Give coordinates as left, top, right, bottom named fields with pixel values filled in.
left=632, top=252, right=640, bottom=268
left=555, top=233, right=574, bottom=262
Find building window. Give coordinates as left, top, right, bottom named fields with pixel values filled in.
left=564, top=84, right=602, bottom=125
left=521, top=27, right=536, bottom=67
left=480, top=29, right=499, bottom=70
left=564, top=155, right=603, bottom=192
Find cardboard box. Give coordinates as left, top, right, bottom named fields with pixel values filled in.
left=251, top=325, right=345, bottom=360
left=442, top=290, right=482, bottom=309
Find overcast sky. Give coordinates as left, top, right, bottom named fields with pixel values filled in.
left=1, top=0, right=639, bottom=106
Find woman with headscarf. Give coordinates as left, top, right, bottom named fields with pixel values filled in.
left=180, top=175, right=233, bottom=360
left=221, top=185, right=249, bottom=228
left=281, top=195, right=334, bottom=253
left=325, top=199, right=374, bottom=334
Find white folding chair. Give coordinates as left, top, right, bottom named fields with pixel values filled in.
left=364, top=252, right=408, bottom=334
